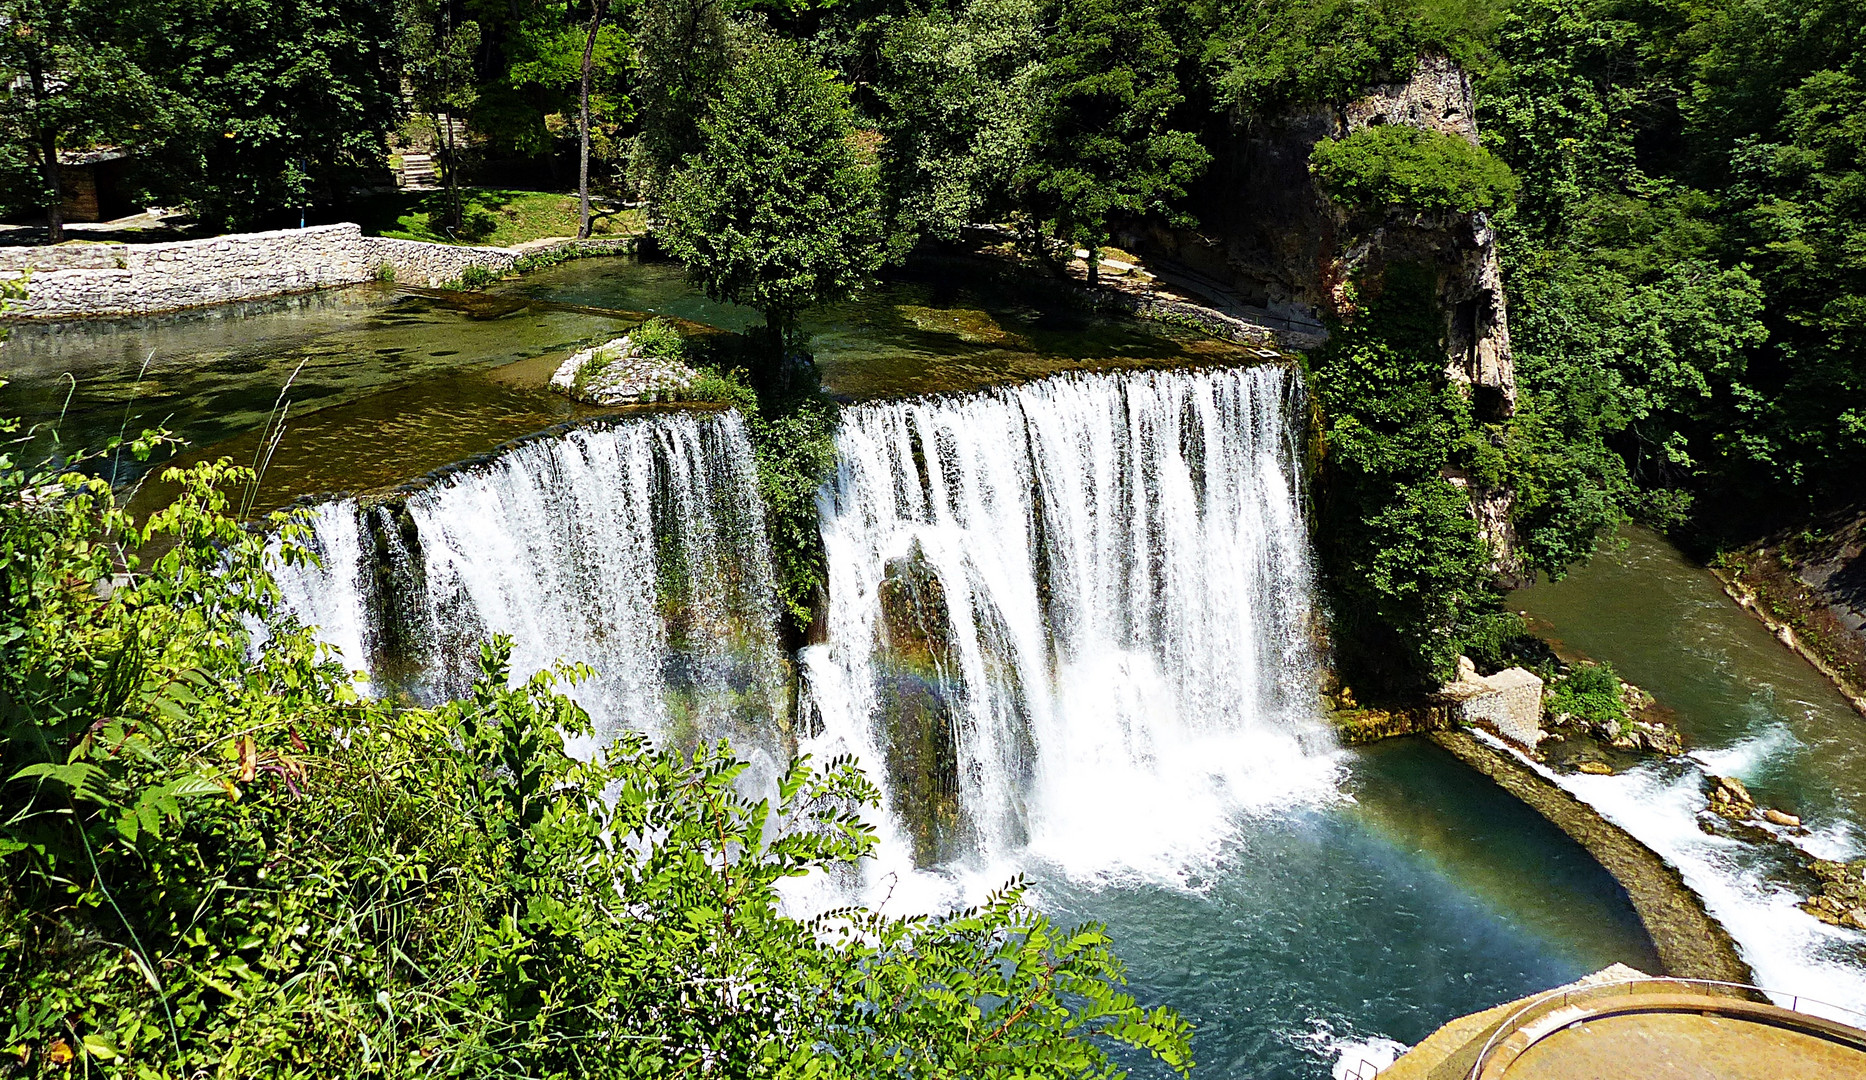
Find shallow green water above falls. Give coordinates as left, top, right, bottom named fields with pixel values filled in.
left=1, top=256, right=1261, bottom=511
left=0, top=282, right=638, bottom=490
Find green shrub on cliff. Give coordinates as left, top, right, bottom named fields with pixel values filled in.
left=681, top=358, right=839, bottom=634
left=1307, top=264, right=1495, bottom=689
left=1311, top=125, right=1518, bottom=214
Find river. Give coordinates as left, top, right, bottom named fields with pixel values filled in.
left=1513, top=526, right=1866, bottom=1015
left=0, top=257, right=1744, bottom=1077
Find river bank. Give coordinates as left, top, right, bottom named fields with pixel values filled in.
left=1710, top=524, right=1866, bottom=719
left=1514, top=526, right=1866, bottom=1015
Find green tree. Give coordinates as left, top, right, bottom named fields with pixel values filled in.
left=657, top=32, right=884, bottom=350
left=575, top=0, right=614, bottom=237
left=628, top=0, right=735, bottom=203
left=478, top=1, right=632, bottom=190
left=876, top=0, right=1044, bottom=256
left=148, top=0, right=403, bottom=229
left=1200, top=0, right=1501, bottom=116
left=1021, top=0, right=1208, bottom=281
left=1308, top=265, right=1492, bottom=689
left=400, top=0, right=481, bottom=231
left=0, top=0, right=170, bottom=242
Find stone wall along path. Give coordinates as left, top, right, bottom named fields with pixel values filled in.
left=0, top=225, right=640, bottom=320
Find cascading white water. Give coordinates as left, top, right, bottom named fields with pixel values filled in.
left=274, top=411, right=788, bottom=758
left=799, top=364, right=1337, bottom=893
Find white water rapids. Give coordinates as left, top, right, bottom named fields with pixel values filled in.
left=273, top=411, right=788, bottom=764
left=795, top=364, right=1339, bottom=904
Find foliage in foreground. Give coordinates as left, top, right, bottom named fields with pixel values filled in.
left=0, top=444, right=1191, bottom=1077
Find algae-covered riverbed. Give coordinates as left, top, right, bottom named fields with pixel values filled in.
left=2, top=256, right=1264, bottom=506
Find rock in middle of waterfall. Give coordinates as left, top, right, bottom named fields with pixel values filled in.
left=550, top=319, right=697, bottom=405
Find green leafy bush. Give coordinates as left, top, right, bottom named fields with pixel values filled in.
left=1546, top=661, right=1627, bottom=732
left=449, top=263, right=505, bottom=290
left=672, top=356, right=838, bottom=632
left=1311, top=125, right=1518, bottom=214
left=0, top=428, right=1192, bottom=1077
left=630, top=316, right=686, bottom=362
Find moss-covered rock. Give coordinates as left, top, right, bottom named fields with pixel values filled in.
left=874, top=546, right=969, bottom=866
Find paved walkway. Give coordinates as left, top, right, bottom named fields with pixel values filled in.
left=1384, top=969, right=1866, bottom=1080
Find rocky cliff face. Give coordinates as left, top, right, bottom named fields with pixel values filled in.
left=1120, top=52, right=1520, bottom=578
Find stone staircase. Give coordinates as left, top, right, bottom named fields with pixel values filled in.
left=399, top=152, right=437, bottom=190
left=396, top=113, right=467, bottom=190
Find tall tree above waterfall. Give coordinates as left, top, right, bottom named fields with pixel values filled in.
left=1018, top=0, right=1208, bottom=280
left=875, top=0, right=1044, bottom=259
left=657, top=31, right=884, bottom=351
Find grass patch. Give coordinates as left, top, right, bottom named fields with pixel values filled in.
left=351, top=188, right=646, bottom=247
left=1546, top=661, right=1628, bottom=735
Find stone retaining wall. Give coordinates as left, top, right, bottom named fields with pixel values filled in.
left=359, top=234, right=517, bottom=288
left=0, top=223, right=598, bottom=319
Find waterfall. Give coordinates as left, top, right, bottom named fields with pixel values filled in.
left=274, top=410, right=788, bottom=759
left=799, top=364, right=1335, bottom=890
left=276, top=367, right=1336, bottom=892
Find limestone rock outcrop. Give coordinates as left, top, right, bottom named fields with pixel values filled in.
left=1707, top=774, right=1758, bottom=820
left=1801, top=859, right=1866, bottom=930
left=549, top=334, right=697, bottom=406
left=1440, top=656, right=1543, bottom=749
left=1118, top=52, right=1521, bottom=578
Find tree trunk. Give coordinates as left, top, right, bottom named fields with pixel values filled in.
left=765, top=306, right=792, bottom=391
left=39, top=128, right=63, bottom=244
left=440, top=111, right=462, bottom=231
left=27, top=56, right=62, bottom=243
left=578, top=0, right=605, bottom=240
left=1086, top=244, right=1100, bottom=287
